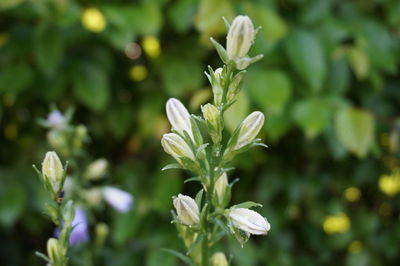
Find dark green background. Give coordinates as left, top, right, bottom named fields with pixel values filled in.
left=1, top=0, right=400, bottom=265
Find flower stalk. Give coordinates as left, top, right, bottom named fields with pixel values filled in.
left=163, top=15, right=270, bottom=266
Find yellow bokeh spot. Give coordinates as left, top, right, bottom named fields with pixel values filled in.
left=378, top=173, right=400, bottom=196
left=142, top=36, right=160, bottom=59
left=81, top=7, right=107, bottom=33
left=323, top=213, right=351, bottom=234
left=0, top=32, right=9, bottom=47
left=4, top=123, right=18, bottom=140
left=344, top=187, right=361, bottom=202
left=348, top=240, right=363, bottom=254
left=3, top=93, right=15, bottom=107
left=129, top=65, right=148, bottom=82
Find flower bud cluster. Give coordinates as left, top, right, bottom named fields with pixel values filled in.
left=162, top=14, right=270, bottom=262
left=44, top=109, right=88, bottom=157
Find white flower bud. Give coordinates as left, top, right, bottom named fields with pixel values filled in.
left=85, top=158, right=108, bottom=180
left=235, top=111, right=264, bottom=150
left=166, top=98, right=193, bottom=140
left=173, top=194, right=200, bottom=225
left=226, top=16, right=255, bottom=58
left=212, top=68, right=224, bottom=106
left=202, top=103, right=220, bottom=130
left=211, top=252, right=229, bottom=266
left=214, top=173, right=229, bottom=207
left=161, top=133, right=195, bottom=162
left=47, top=238, right=62, bottom=264
left=42, top=151, right=64, bottom=192
left=202, top=103, right=221, bottom=143
left=229, top=208, right=270, bottom=235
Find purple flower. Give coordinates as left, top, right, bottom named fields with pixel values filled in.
left=55, top=207, right=89, bottom=245
left=103, top=187, right=133, bottom=213
left=47, top=111, right=66, bottom=128
left=69, top=207, right=89, bottom=245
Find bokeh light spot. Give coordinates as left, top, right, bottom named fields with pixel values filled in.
left=323, top=213, right=351, bottom=234
left=344, top=187, right=361, bottom=202
left=0, top=32, right=9, bottom=47
left=348, top=240, right=363, bottom=254
left=81, top=7, right=107, bottom=33
left=142, top=36, right=160, bottom=59
left=129, top=65, right=148, bottom=82
left=125, top=42, right=142, bottom=60
left=378, top=173, right=400, bottom=196
left=4, top=123, right=18, bottom=140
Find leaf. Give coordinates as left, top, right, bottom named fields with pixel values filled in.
left=161, top=57, right=203, bottom=97
left=0, top=185, right=26, bottom=227
left=194, top=0, right=234, bottom=42
left=0, top=0, right=24, bottom=10
left=243, top=3, right=288, bottom=43
left=291, top=97, right=334, bottom=139
left=264, top=112, right=291, bottom=142
left=194, top=189, right=204, bottom=208
left=34, top=24, right=64, bottom=77
left=335, top=107, right=375, bottom=158
left=152, top=173, right=181, bottom=213
left=161, top=248, right=194, bottom=266
left=247, top=69, right=292, bottom=114
left=72, top=63, right=109, bottom=111
left=162, top=164, right=183, bottom=171
left=168, top=0, right=197, bottom=33
left=0, top=65, right=34, bottom=93
left=231, top=201, right=262, bottom=209
left=184, top=176, right=201, bottom=183
left=186, top=234, right=204, bottom=255
left=285, top=30, right=326, bottom=92
left=347, top=47, right=369, bottom=80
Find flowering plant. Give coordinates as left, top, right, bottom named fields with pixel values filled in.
left=34, top=109, right=133, bottom=265
left=161, top=15, right=270, bottom=265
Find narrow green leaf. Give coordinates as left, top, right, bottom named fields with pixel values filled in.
left=231, top=201, right=262, bottom=209
left=162, top=164, right=182, bottom=171
left=161, top=248, right=194, bottom=266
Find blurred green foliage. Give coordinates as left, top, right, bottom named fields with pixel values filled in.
left=1, top=0, right=400, bottom=265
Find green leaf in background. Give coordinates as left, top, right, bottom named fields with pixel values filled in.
left=285, top=30, right=326, bottom=93
left=135, top=3, right=162, bottom=35
left=0, top=184, right=26, bottom=227
left=34, top=24, right=64, bottom=77
left=168, top=0, right=197, bottom=33
left=326, top=58, right=350, bottom=95
left=347, top=47, right=369, bottom=80
left=0, top=0, right=24, bottom=10
left=358, top=20, right=396, bottom=74
left=0, top=65, right=34, bottom=93
left=334, top=107, right=375, bottom=158
left=161, top=57, right=203, bottom=97
left=292, top=97, right=334, bottom=139
left=194, top=0, right=234, bottom=42
left=112, top=209, right=139, bottom=245
left=152, top=172, right=181, bottom=213
left=106, top=104, right=134, bottom=139
left=224, top=90, right=250, bottom=132
left=243, top=2, right=288, bottom=45
left=103, top=6, right=137, bottom=49
left=72, top=63, right=109, bottom=111
left=247, top=69, right=292, bottom=114
left=264, top=112, right=291, bottom=142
